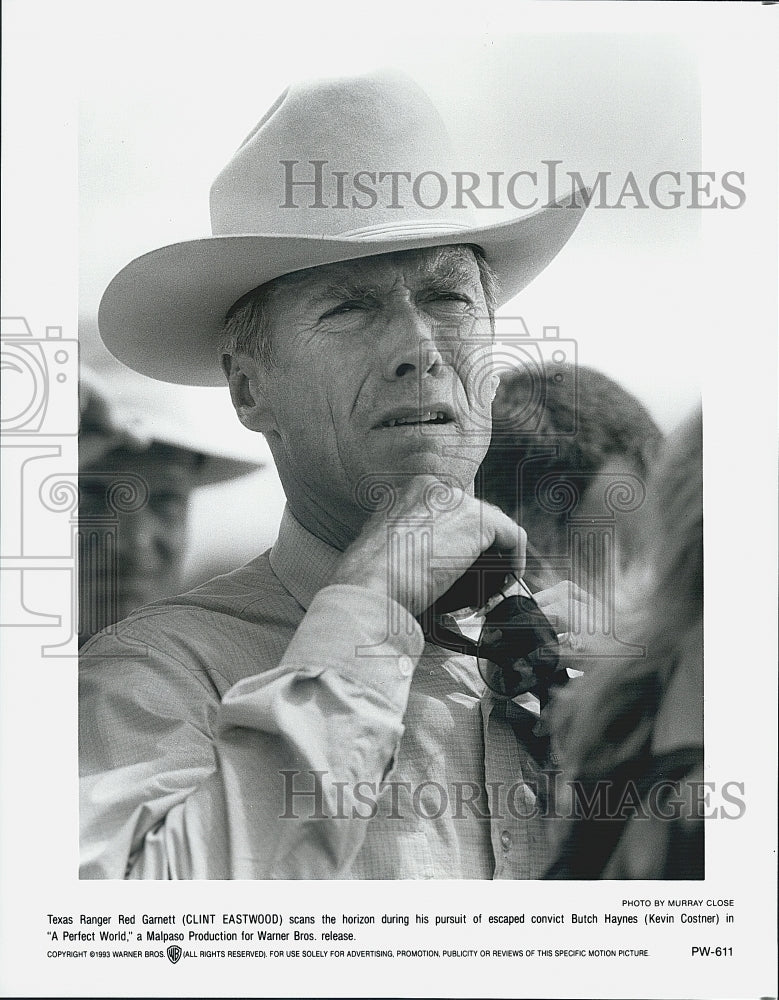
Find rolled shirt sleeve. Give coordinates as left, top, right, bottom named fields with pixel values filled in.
left=79, top=584, right=424, bottom=879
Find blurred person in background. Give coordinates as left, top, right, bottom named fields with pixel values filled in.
left=479, top=362, right=663, bottom=596
left=544, top=406, right=703, bottom=879
left=78, top=369, right=262, bottom=645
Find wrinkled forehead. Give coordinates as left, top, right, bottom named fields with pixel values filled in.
left=272, top=244, right=482, bottom=297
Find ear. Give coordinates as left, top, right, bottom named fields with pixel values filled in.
left=222, top=351, right=277, bottom=434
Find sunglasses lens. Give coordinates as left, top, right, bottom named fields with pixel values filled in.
left=476, top=594, right=560, bottom=698
left=476, top=652, right=537, bottom=698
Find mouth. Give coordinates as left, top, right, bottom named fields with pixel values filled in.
left=374, top=406, right=456, bottom=429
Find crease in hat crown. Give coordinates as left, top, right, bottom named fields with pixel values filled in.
left=209, top=69, right=466, bottom=239
left=98, top=69, right=590, bottom=387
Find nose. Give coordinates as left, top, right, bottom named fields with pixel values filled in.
left=381, top=301, right=444, bottom=381
left=115, top=509, right=162, bottom=569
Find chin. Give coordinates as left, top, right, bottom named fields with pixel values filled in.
left=379, top=454, right=480, bottom=488
left=355, top=434, right=486, bottom=493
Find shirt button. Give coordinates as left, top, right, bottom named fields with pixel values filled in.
left=398, top=655, right=414, bottom=677
left=500, top=831, right=512, bottom=850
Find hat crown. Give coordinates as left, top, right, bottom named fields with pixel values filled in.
left=98, top=70, right=588, bottom=386
left=209, top=70, right=474, bottom=239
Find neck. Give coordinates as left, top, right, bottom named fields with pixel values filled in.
left=280, top=477, right=479, bottom=553
left=283, top=495, right=365, bottom=551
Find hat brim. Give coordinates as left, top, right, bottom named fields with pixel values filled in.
left=99, top=195, right=588, bottom=386
left=80, top=434, right=262, bottom=487
left=194, top=453, right=264, bottom=487
left=79, top=364, right=266, bottom=482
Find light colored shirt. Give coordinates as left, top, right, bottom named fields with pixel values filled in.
left=79, top=507, right=556, bottom=879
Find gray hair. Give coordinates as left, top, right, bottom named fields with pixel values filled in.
left=220, top=244, right=499, bottom=371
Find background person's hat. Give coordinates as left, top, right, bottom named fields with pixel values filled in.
left=79, top=367, right=264, bottom=485
left=99, top=70, right=589, bottom=387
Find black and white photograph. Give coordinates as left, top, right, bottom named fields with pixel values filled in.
left=1, top=1, right=777, bottom=997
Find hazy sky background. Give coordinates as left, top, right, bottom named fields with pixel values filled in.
left=76, top=7, right=703, bottom=579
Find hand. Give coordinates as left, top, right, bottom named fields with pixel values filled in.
left=532, top=580, right=601, bottom=670
left=330, top=476, right=526, bottom=618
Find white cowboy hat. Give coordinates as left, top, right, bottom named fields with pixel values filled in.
left=79, top=367, right=264, bottom=485
left=99, top=70, right=589, bottom=387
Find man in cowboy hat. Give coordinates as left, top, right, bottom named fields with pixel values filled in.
left=78, top=368, right=263, bottom=645
left=80, top=70, right=590, bottom=879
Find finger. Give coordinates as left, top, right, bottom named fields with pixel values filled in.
left=539, top=609, right=564, bottom=631
left=553, top=636, right=587, bottom=675
left=533, top=580, right=589, bottom=609
left=533, top=590, right=592, bottom=635
left=534, top=605, right=586, bottom=633
left=482, top=505, right=527, bottom=580
left=556, top=631, right=586, bottom=654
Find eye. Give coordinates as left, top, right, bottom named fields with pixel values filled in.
left=424, top=292, right=474, bottom=314
left=320, top=300, right=368, bottom=320
left=149, top=492, right=188, bottom=519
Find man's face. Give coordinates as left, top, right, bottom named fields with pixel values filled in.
left=249, top=246, right=495, bottom=526
left=79, top=445, right=196, bottom=639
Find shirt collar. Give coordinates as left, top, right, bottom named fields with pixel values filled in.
left=269, top=505, right=344, bottom=610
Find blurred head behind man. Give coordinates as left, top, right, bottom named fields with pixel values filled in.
left=480, top=362, right=663, bottom=594
left=78, top=369, right=261, bottom=644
